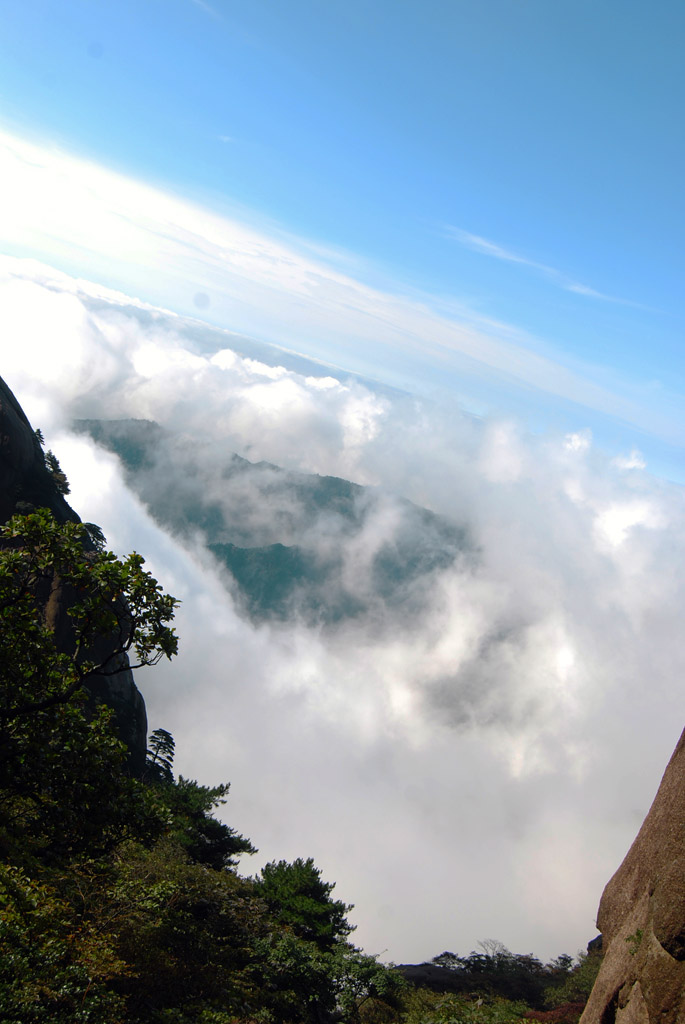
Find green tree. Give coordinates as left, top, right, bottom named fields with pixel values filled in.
left=43, top=450, right=71, bottom=495
left=0, top=862, right=126, bottom=1024
left=0, top=507, right=407, bottom=1024
left=0, top=509, right=178, bottom=859
left=544, top=951, right=602, bottom=1008
left=255, top=857, right=354, bottom=950
left=429, top=945, right=548, bottom=1007
left=252, top=858, right=401, bottom=1023
left=0, top=508, right=178, bottom=719
left=146, top=727, right=176, bottom=784
left=254, top=929, right=404, bottom=1024
left=401, top=988, right=527, bottom=1024
left=100, top=839, right=266, bottom=1021
left=164, top=776, right=257, bottom=870
left=144, top=729, right=256, bottom=869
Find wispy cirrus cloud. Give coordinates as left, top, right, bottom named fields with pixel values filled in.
left=445, top=226, right=626, bottom=304
left=0, top=127, right=677, bottom=451
left=190, top=0, right=220, bottom=19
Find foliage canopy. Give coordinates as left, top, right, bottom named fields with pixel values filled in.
left=0, top=508, right=598, bottom=1024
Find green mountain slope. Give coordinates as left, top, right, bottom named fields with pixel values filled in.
left=74, top=418, right=472, bottom=624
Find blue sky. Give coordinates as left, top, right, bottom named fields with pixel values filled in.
left=0, top=0, right=683, bottom=477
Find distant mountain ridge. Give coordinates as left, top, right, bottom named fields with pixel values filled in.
left=74, top=418, right=472, bottom=625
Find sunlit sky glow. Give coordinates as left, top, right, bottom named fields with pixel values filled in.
left=0, top=0, right=683, bottom=477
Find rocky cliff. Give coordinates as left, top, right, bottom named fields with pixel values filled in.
left=0, top=377, right=79, bottom=526
left=0, top=375, right=148, bottom=772
left=580, top=728, right=685, bottom=1023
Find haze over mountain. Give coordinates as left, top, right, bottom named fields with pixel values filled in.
left=74, top=417, right=471, bottom=624
left=3, top=256, right=684, bottom=965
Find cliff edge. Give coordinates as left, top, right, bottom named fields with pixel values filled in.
left=580, top=728, right=685, bottom=1023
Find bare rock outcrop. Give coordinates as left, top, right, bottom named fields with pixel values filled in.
left=0, top=374, right=148, bottom=772
left=580, top=728, right=685, bottom=1023
left=0, top=376, right=78, bottom=525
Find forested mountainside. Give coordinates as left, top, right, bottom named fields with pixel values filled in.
left=1, top=377, right=604, bottom=1023
left=74, top=417, right=471, bottom=623
left=0, top=375, right=404, bottom=1022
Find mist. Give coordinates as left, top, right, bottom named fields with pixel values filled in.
left=3, top=255, right=684, bottom=963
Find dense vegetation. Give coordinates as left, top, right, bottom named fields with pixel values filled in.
left=0, top=509, right=600, bottom=1023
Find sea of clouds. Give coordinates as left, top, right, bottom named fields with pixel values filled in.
left=2, top=254, right=684, bottom=963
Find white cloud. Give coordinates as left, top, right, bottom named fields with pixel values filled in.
left=593, top=499, right=665, bottom=549
left=3, top=261, right=685, bottom=963
left=564, top=430, right=592, bottom=453
left=0, top=128, right=677, bottom=447
left=612, top=448, right=646, bottom=471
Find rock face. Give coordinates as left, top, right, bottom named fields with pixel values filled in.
left=0, top=375, right=148, bottom=773
left=0, top=377, right=79, bottom=526
left=580, top=728, right=685, bottom=1023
